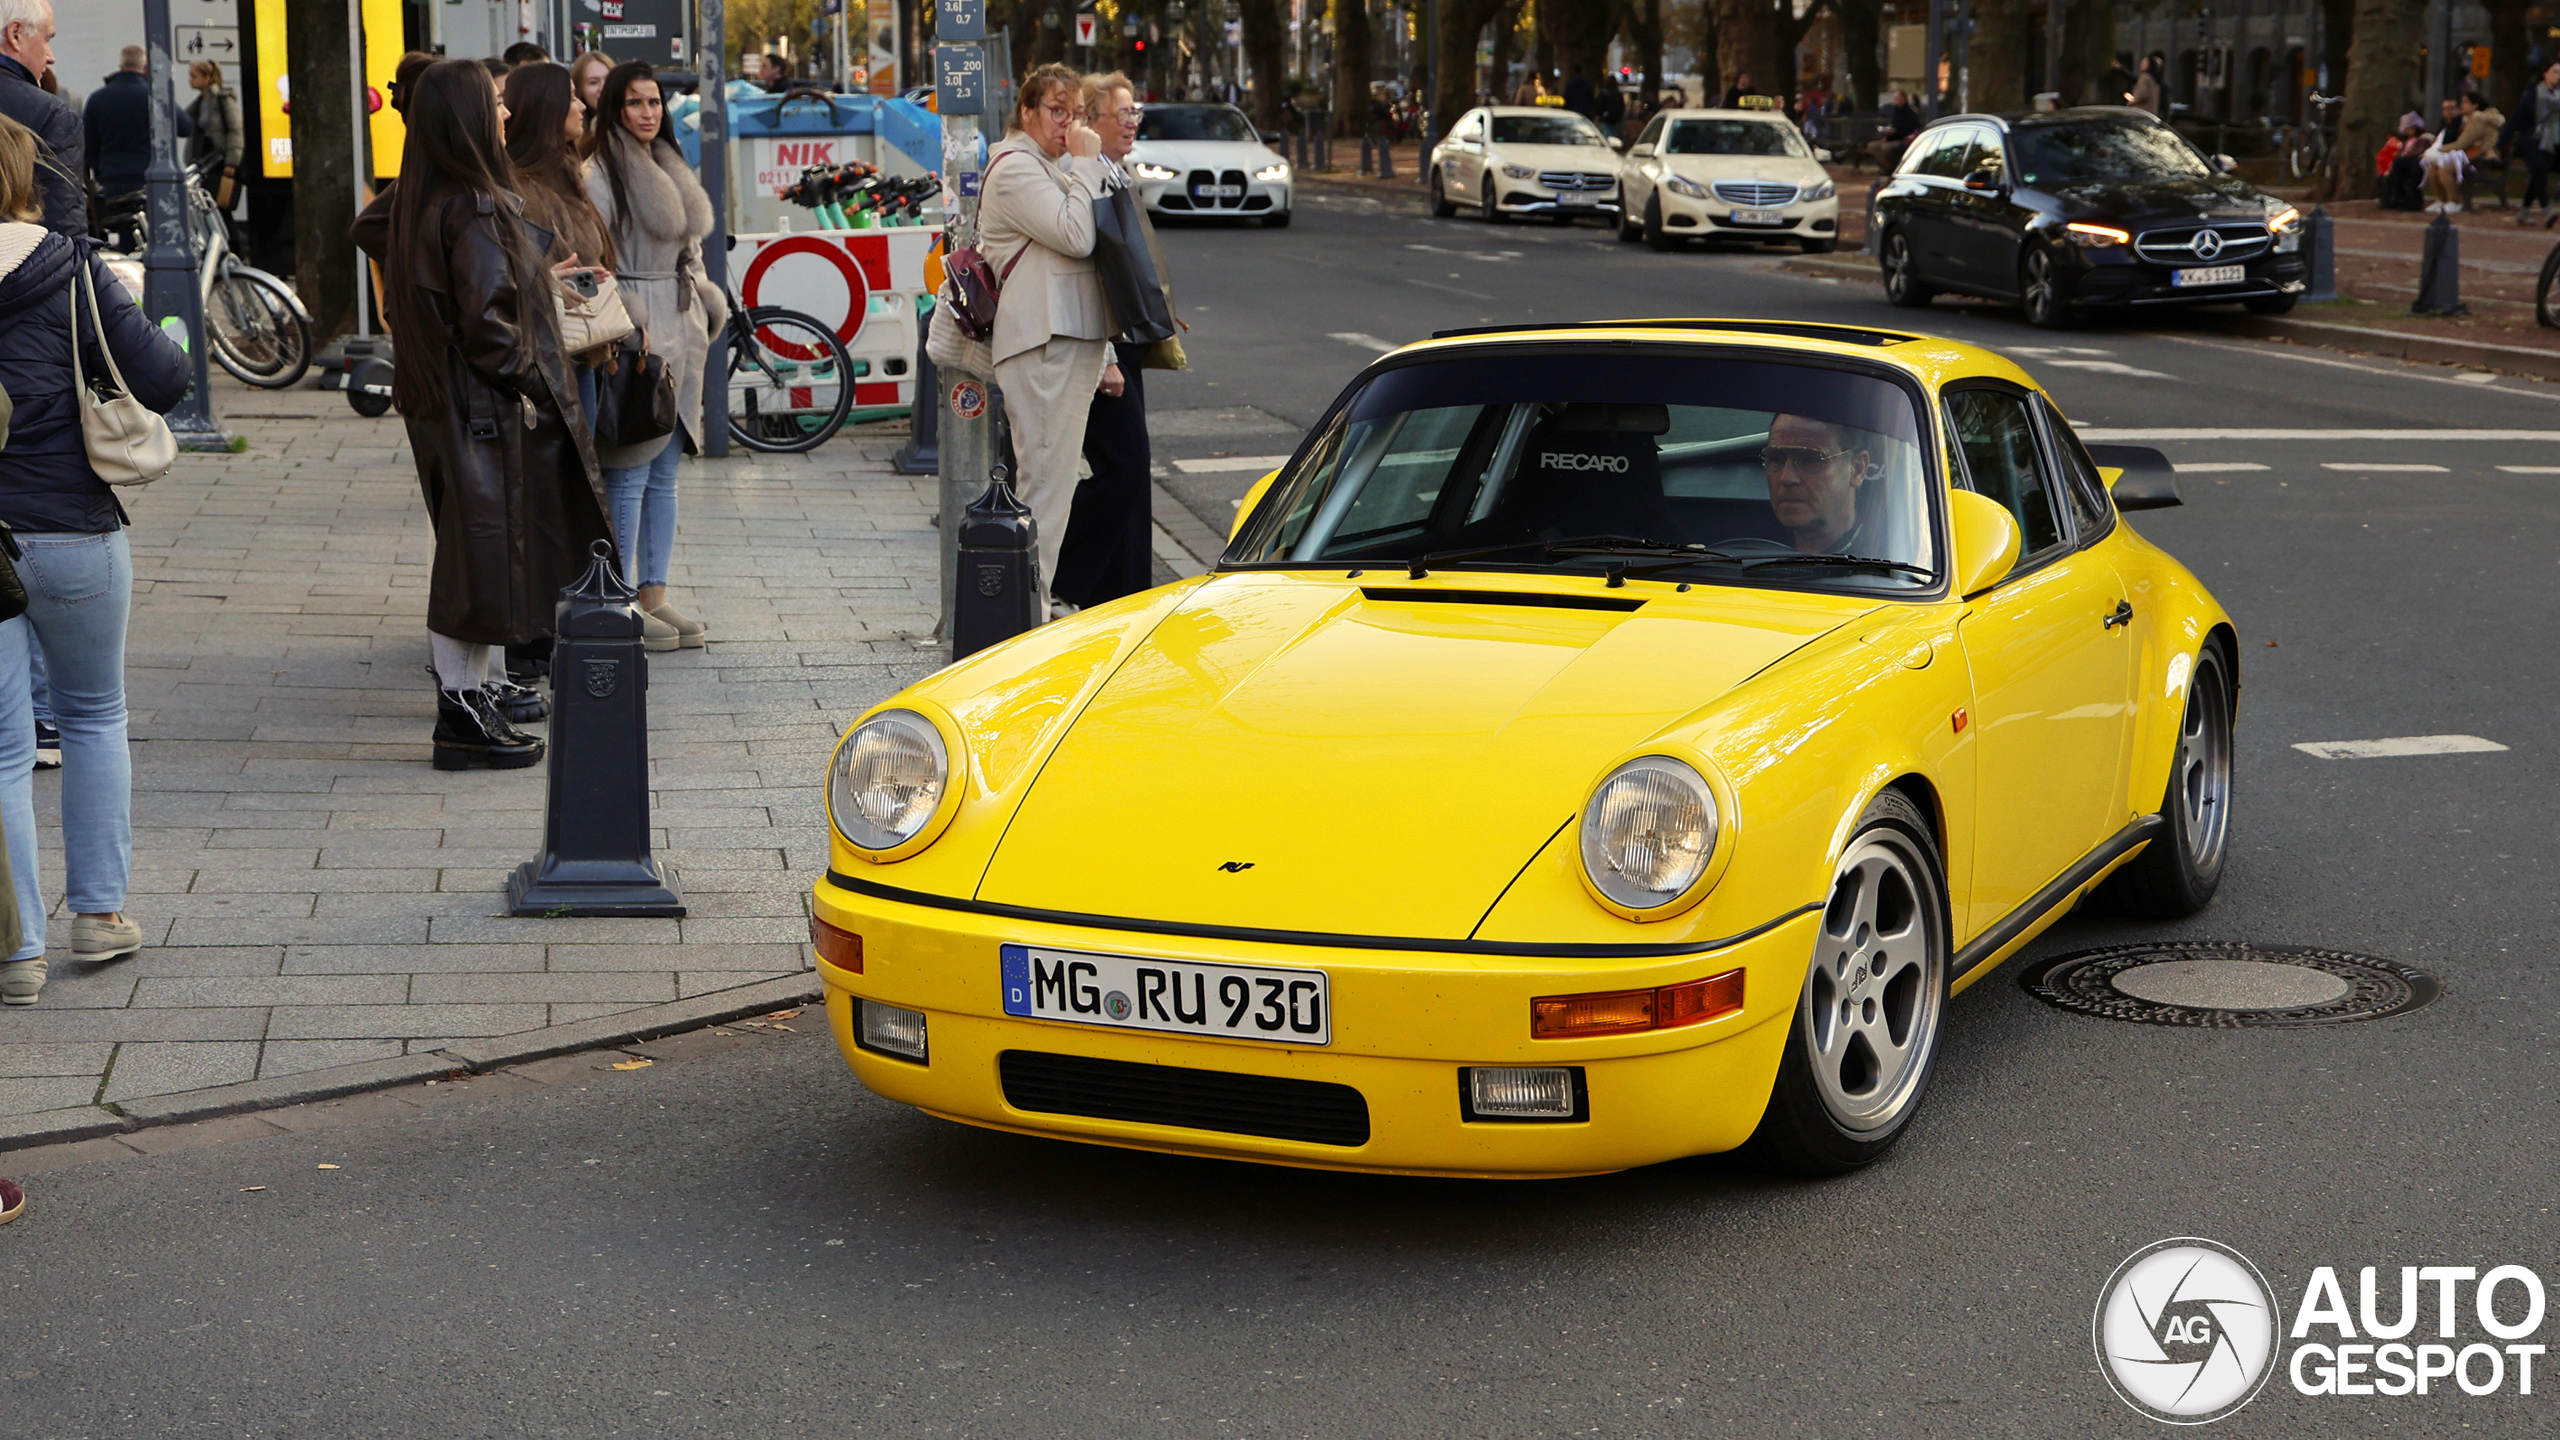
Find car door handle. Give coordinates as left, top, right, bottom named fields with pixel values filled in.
left=2103, top=600, right=2134, bottom=630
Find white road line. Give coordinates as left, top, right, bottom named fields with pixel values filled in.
left=2075, top=428, right=2560, bottom=441
left=1171, top=454, right=1293, bottom=474
left=2142, top=332, right=2560, bottom=404
left=1329, top=332, right=1398, bottom=352
left=2005, top=345, right=2120, bottom=357
left=2497, top=465, right=2560, bottom=473
left=2319, top=462, right=2448, bottom=472
left=1403, top=243, right=1521, bottom=261
left=2173, top=462, right=2271, bottom=473
left=2039, top=359, right=2178, bottom=379
left=1406, top=277, right=1497, bottom=300
left=2293, top=735, right=2510, bottom=760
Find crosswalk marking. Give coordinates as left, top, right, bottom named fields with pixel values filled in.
left=1328, top=332, right=1398, bottom=352
left=2293, top=735, right=2509, bottom=760
left=2496, top=465, right=2560, bottom=474
left=2319, top=462, right=2448, bottom=472
left=2173, top=462, right=2270, bottom=473
left=1172, top=454, right=1294, bottom=474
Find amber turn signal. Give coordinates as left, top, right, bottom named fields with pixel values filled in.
left=810, top=916, right=864, bottom=973
left=1531, top=969, right=1743, bottom=1038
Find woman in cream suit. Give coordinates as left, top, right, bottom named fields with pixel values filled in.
left=978, top=63, right=1112, bottom=603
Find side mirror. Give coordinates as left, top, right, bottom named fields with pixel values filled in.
left=1607, top=136, right=1626, bottom=151
left=1229, top=469, right=1281, bottom=542
left=1630, top=142, right=1655, bottom=158
left=2214, top=153, right=2239, bottom=173
left=1260, top=130, right=1285, bottom=147
left=1947, top=489, right=2022, bottom=597
left=2085, top=443, right=2183, bottom=510
left=1963, top=172, right=2000, bottom=192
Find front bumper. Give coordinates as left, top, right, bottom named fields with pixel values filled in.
left=1496, top=186, right=1621, bottom=219
left=812, top=876, right=1810, bottom=1177
left=1139, top=176, right=1291, bottom=217
left=1656, top=189, right=1840, bottom=238
left=2061, top=244, right=2308, bottom=307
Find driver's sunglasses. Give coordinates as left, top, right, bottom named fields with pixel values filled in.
left=1759, top=445, right=1851, bottom=473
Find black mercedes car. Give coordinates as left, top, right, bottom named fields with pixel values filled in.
left=1870, top=107, right=2306, bottom=327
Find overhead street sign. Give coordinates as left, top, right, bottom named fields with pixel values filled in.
left=936, top=0, right=985, bottom=41
left=935, top=44, right=985, bottom=115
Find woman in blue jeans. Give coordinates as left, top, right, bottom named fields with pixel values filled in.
left=0, top=116, right=189, bottom=1006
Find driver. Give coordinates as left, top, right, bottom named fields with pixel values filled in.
left=1761, top=414, right=1870, bottom=553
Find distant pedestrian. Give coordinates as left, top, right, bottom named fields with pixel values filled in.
left=0, top=112, right=188, bottom=1003
left=0, top=0, right=78, bottom=235
left=502, top=41, right=549, bottom=67
left=1868, top=89, right=1919, bottom=170
left=2504, top=59, right=2560, bottom=225
left=184, top=59, right=241, bottom=203
left=2132, top=54, right=2166, bottom=119
left=1722, top=71, right=1759, bottom=108
left=2424, top=91, right=2502, bottom=212
left=1511, top=72, right=1547, bottom=107
left=504, top=62, right=617, bottom=455
left=380, top=59, right=608, bottom=769
left=1057, top=70, right=1174, bottom=612
left=84, top=44, right=186, bottom=207
left=2380, top=112, right=2428, bottom=210
left=586, top=59, right=725, bottom=650
left=572, top=49, right=615, bottom=112
left=1563, top=69, right=1594, bottom=118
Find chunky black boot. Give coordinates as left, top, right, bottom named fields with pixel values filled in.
left=487, top=678, right=550, bottom=725
left=431, top=689, right=545, bottom=771
left=506, top=637, right=554, bottom=683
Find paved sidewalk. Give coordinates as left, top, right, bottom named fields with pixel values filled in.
left=0, top=379, right=952, bottom=1145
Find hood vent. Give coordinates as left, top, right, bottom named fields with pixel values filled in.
left=1359, top=587, right=1646, bottom=613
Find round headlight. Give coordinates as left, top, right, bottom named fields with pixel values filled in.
left=1579, top=757, right=1719, bottom=912
left=830, top=710, right=949, bottom=852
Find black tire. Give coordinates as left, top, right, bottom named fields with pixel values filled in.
left=1644, top=196, right=1674, bottom=251
left=2089, top=641, right=2236, bottom=918
left=1879, top=227, right=1934, bottom=308
left=1800, top=236, right=1838, bottom=254
left=2243, top=293, right=2298, bottom=316
left=208, top=270, right=312, bottom=388
left=1481, top=177, right=1506, bottom=223
left=2536, top=241, right=2560, bottom=328
left=1430, top=170, right=1457, bottom=218
left=1261, top=208, right=1291, bottom=228
left=1617, top=198, right=1642, bottom=241
left=2020, top=244, right=2071, bottom=328
left=726, top=305, right=855, bottom=454
left=1743, top=788, right=1951, bottom=1177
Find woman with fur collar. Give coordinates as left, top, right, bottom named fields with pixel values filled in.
left=584, top=60, right=727, bottom=652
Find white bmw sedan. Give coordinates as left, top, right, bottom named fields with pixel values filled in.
left=1617, top=108, right=1840, bottom=252
left=1126, top=104, right=1294, bottom=227
left=1429, top=106, right=1624, bottom=223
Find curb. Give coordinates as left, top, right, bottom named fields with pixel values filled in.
left=0, top=972, right=826, bottom=1154
left=1774, top=255, right=2560, bottom=382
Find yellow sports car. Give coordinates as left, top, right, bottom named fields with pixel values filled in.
left=811, top=319, right=2237, bottom=1178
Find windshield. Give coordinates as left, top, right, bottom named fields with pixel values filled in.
left=2011, top=120, right=2210, bottom=186
left=1138, top=106, right=1259, bottom=143
left=1664, top=119, right=1809, bottom=157
left=1491, top=114, right=1608, bottom=146
left=1226, top=351, right=1938, bottom=592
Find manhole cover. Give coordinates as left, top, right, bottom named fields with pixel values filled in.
left=2019, top=944, right=2441, bottom=1028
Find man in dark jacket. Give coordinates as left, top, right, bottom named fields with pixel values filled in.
left=0, top=0, right=84, bottom=235
left=84, top=45, right=184, bottom=205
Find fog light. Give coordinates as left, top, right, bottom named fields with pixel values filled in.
left=857, top=1000, right=928, bottom=1061
left=1463, top=1066, right=1584, bottom=1121
left=810, top=916, right=863, bottom=973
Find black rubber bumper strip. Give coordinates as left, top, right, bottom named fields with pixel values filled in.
left=1953, top=813, right=2166, bottom=975
left=822, top=870, right=1821, bottom=960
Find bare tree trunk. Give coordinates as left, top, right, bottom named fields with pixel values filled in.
left=1707, top=0, right=1773, bottom=95
left=2333, top=0, right=2425, bottom=199
left=2484, top=0, right=2529, bottom=115
left=1241, top=0, right=1290, bottom=127
left=2319, top=0, right=2354, bottom=98
left=1491, top=0, right=1520, bottom=98
left=1966, top=0, right=2032, bottom=112
left=2069, top=0, right=2117, bottom=105
left=1836, top=0, right=1880, bottom=110
left=1620, top=0, right=1664, bottom=113
left=286, top=0, right=356, bottom=340
left=1335, top=0, right=1373, bottom=133
left=1437, top=0, right=1508, bottom=125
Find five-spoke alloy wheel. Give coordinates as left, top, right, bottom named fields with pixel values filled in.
left=1880, top=228, right=1933, bottom=308
left=2093, top=641, right=2236, bottom=917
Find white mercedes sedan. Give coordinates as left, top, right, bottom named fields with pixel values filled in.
left=1430, top=106, right=1624, bottom=223
left=1617, top=108, right=1840, bottom=252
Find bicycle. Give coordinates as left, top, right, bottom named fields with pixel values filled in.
left=2287, top=92, right=2340, bottom=180
left=718, top=278, right=854, bottom=453
left=104, top=159, right=314, bottom=389
left=2538, top=239, right=2560, bottom=329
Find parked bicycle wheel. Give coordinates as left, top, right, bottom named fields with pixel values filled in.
left=725, top=306, right=854, bottom=453
left=2539, top=241, right=2560, bottom=329
left=208, top=269, right=312, bottom=389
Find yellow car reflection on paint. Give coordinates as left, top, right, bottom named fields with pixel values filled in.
left=810, top=319, right=2238, bottom=1179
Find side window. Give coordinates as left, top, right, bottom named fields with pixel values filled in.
left=1945, top=389, right=2063, bottom=561
left=2035, top=395, right=2114, bottom=542
left=1634, top=113, right=1667, bottom=149
left=1963, top=130, right=2006, bottom=186
left=1908, top=127, right=1974, bottom=178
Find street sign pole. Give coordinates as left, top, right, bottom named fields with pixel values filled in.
left=932, top=0, right=990, bottom=642
left=700, top=0, right=732, bottom=457
left=142, top=0, right=228, bottom=451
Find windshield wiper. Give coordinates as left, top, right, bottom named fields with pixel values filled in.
left=1405, top=534, right=1668, bottom=579
left=1733, top=552, right=1937, bottom=580
left=1559, top=547, right=1936, bottom=586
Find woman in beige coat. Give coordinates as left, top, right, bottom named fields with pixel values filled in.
left=978, top=63, right=1112, bottom=603
left=584, top=60, right=728, bottom=650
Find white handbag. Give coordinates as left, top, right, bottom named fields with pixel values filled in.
left=70, top=256, right=178, bottom=487
left=557, top=270, right=636, bottom=355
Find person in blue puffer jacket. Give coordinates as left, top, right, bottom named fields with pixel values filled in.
left=0, top=112, right=185, bottom=1009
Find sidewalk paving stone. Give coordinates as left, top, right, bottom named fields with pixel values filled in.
left=0, top=378, right=941, bottom=1146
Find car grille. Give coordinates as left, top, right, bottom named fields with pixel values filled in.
left=1712, top=180, right=1800, bottom=206
left=1185, top=168, right=1250, bottom=209
left=2133, top=223, right=2272, bottom=264
left=998, top=1050, right=1371, bottom=1147
left=1537, top=170, right=1616, bottom=192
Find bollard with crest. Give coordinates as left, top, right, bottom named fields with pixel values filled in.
left=507, top=540, right=686, bottom=917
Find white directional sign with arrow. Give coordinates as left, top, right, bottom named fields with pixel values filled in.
left=174, top=25, right=240, bottom=61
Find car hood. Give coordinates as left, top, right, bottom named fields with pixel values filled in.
left=2038, top=173, right=2272, bottom=224
left=974, top=574, right=1873, bottom=938
left=1128, top=138, right=1289, bottom=173
left=1655, top=154, right=1828, bottom=185
left=1487, top=142, right=1621, bottom=170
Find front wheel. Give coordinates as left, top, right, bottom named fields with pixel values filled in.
left=726, top=305, right=855, bottom=454
left=2537, top=241, right=2560, bottom=328
left=2020, top=244, right=2070, bottom=328
left=1261, top=207, right=1291, bottom=228
left=1879, top=228, right=1933, bottom=308
left=1743, top=789, right=1950, bottom=1176
left=2090, top=641, right=2235, bottom=918
left=1481, top=177, right=1506, bottom=223
left=1430, top=170, right=1457, bottom=218
left=1617, top=198, right=1642, bottom=241
left=1644, top=196, right=1674, bottom=251
left=207, top=270, right=312, bottom=388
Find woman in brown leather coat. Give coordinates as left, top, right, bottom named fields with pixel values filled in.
left=382, top=59, right=612, bottom=770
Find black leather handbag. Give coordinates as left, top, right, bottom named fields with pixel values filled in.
left=594, top=333, right=676, bottom=449
left=1091, top=184, right=1176, bottom=345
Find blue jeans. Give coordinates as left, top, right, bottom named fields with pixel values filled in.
left=603, top=432, right=680, bottom=589
left=0, top=531, right=134, bottom=959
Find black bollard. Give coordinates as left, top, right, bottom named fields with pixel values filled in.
left=2411, top=214, right=2469, bottom=316
left=506, top=539, right=686, bottom=917
left=2303, top=206, right=2336, bottom=303
left=951, top=409, right=1044, bottom=662
left=891, top=319, right=940, bottom=476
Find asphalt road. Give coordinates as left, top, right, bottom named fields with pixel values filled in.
left=7, top=196, right=2560, bottom=1439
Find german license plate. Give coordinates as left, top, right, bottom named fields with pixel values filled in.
left=1195, top=184, right=1243, bottom=198
left=2173, top=264, right=2246, bottom=287
left=1559, top=193, right=1596, bottom=207
left=1729, top=207, right=1785, bottom=225
left=1000, top=944, right=1330, bottom=1045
